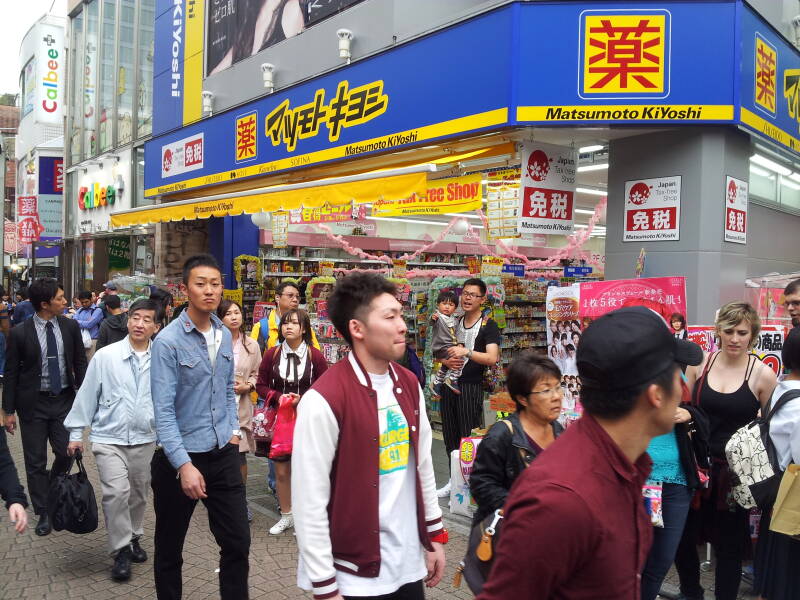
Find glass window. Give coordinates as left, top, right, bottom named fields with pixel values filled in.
left=98, top=0, right=116, bottom=152
left=749, top=164, right=777, bottom=202
left=69, top=11, right=84, bottom=163
left=134, top=146, right=153, bottom=207
left=136, top=0, right=155, bottom=138
left=117, top=0, right=135, bottom=145
left=780, top=176, right=800, bottom=211
left=65, top=171, right=76, bottom=237
left=20, top=57, right=35, bottom=118
left=83, top=1, right=99, bottom=157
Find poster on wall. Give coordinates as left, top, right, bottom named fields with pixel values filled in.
left=753, top=326, right=786, bottom=375
left=687, top=326, right=719, bottom=353
left=518, top=142, right=576, bottom=235
left=545, top=284, right=582, bottom=424
left=623, top=176, right=681, bottom=242
left=206, top=0, right=366, bottom=75
left=485, top=168, right=521, bottom=240
left=724, top=176, right=748, bottom=244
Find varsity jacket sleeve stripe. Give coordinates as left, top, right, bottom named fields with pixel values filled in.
left=292, top=389, right=341, bottom=598
left=416, top=384, right=444, bottom=538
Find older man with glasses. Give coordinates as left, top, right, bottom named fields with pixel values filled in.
left=251, top=281, right=320, bottom=353
left=436, top=278, right=501, bottom=497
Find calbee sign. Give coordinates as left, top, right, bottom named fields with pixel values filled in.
left=36, top=25, right=64, bottom=124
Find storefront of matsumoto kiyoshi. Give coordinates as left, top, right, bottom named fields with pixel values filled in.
left=117, top=0, right=800, bottom=323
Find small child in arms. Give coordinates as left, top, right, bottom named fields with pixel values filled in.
left=429, top=290, right=464, bottom=397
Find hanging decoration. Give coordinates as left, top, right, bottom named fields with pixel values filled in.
left=233, top=254, right=262, bottom=284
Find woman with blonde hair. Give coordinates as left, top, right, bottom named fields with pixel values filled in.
left=675, top=302, right=777, bottom=600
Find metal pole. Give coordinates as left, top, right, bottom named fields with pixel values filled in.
left=0, top=132, right=5, bottom=291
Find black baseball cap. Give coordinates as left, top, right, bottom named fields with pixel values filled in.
left=577, top=306, right=703, bottom=392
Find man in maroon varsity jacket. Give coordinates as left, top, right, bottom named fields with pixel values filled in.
left=292, top=273, right=446, bottom=600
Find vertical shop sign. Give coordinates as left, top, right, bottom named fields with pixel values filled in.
left=486, top=168, right=521, bottom=239
left=623, top=176, right=681, bottom=242
left=518, top=142, right=576, bottom=235
left=754, top=34, right=777, bottom=117
left=16, top=196, right=44, bottom=245
left=546, top=284, right=581, bottom=423
left=271, top=210, right=289, bottom=248
left=724, top=176, right=747, bottom=244
left=37, top=24, right=65, bottom=124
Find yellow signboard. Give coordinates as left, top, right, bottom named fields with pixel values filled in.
left=371, top=174, right=483, bottom=217
left=223, top=289, right=243, bottom=305
left=582, top=14, right=667, bottom=95
left=755, top=35, right=777, bottom=115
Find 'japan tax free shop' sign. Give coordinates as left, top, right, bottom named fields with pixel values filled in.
left=623, top=176, right=681, bottom=242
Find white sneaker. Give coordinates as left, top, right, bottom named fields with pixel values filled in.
left=269, top=512, right=294, bottom=535
left=436, top=481, right=451, bottom=498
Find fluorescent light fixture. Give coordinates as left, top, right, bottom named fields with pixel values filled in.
left=574, top=208, right=596, bottom=215
left=576, top=187, right=607, bottom=196
left=788, top=172, right=800, bottom=184
left=782, top=179, right=800, bottom=190
left=750, top=154, right=791, bottom=176
left=576, top=163, right=609, bottom=173
left=579, top=145, right=604, bottom=153
left=749, top=165, right=774, bottom=178
left=367, top=216, right=484, bottom=229
left=444, top=213, right=482, bottom=219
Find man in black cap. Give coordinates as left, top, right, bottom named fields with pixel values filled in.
left=479, top=306, right=703, bottom=600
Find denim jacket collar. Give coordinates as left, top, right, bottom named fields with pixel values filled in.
left=178, top=308, right=224, bottom=334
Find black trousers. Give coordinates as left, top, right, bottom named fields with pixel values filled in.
left=151, top=444, right=250, bottom=600
left=440, top=382, right=484, bottom=457
left=343, top=580, right=424, bottom=600
left=18, top=391, right=73, bottom=515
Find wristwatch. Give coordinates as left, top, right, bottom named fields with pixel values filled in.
left=431, top=529, right=449, bottom=545
left=466, top=350, right=474, bottom=360
left=232, top=429, right=243, bottom=439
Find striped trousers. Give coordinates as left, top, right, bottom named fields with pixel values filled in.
left=440, top=382, right=484, bottom=457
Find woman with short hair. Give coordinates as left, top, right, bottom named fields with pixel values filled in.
left=469, top=352, right=564, bottom=525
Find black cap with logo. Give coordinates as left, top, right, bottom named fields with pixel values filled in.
left=577, top=306, right=703, bottom=392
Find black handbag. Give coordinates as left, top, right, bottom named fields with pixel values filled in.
left=47, top=450, right=98, bottom=534
left=454, top=508, right=505, bottom=595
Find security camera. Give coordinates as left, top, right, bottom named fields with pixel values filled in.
left=261, top=63, right=275, bottom=93
left=337, top=29, right=353, bottom=63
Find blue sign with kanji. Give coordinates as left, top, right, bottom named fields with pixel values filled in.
left=565, top=266, right=593, bottom=277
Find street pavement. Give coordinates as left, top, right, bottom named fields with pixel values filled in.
left=1, top=430, right=753, bottom=599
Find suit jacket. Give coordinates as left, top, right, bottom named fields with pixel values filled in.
left=2, top=315, right=88, bottom=417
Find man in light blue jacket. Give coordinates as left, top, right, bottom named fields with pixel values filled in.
left=64, top=298, right=162, bottom=583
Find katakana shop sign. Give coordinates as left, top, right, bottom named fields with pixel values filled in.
left=371, top=174, right=482, bottom=217
left=518, top=142, right=576, bottom=235
left=724, top=176, right=747, bottom=245
left=289, top=202, right=367, bottom=224
left=579, top=10, right=670, bottom=99
left=623, top=175, right=681, bottom=242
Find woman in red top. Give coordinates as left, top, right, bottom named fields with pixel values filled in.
left=256, top=308, right=327, bottom=535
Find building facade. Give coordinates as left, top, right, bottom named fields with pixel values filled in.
left=109, top=0, right=800, bottom=322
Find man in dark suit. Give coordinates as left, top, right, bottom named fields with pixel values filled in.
left=2, top=278, right=88, bottom=536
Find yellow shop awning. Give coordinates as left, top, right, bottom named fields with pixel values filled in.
left=110, top=166, right=433, bottom=229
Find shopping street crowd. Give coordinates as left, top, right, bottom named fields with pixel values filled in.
left=0, top=255, right=799, bottom=600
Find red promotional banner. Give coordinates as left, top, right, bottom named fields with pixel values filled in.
left=579, top=276, right=687, bottom=322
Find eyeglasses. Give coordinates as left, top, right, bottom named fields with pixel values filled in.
left=528, top=386, right=564, bottom=399
left=461, top=291, right=485, bottom=300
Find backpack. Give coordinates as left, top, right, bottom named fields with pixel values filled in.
left=47, top=451, right=99, bottom=534
left=725, top=388, right=800, bottom=510
left=256, top=311, right=273, bottom=354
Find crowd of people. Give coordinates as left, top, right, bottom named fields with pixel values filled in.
left=0, top=258, right=798, bottom=600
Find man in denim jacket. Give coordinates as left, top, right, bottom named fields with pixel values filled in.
left=150, top=254, right=249, bottom=599
left=64, top=298, right=162, bottom=582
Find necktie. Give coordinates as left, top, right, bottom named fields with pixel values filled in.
left=45, top=321, right=62, bottom=395
left=286, top=353, right=301, bottom=393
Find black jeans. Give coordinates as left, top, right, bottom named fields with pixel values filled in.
left=18, top=391, right=73, bottom=515
left=151, top=444, right=250, bottom=599
left=343, top=580, right=424, bottom=600
left=675, top=502, right=749, bottom=600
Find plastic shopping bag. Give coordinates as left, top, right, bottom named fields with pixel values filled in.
left=642, top=482, right=664, bottom=528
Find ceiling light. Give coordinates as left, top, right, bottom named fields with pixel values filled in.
left=574, top=208, right=596, bottom=215
left=576, top=187, right=607, bottom=196
left=367, top=216, right=484, bottom=229
left=576, top=163, right=609, bottom=173
left=749, top=165, right=774, bottom=178
left=788, top=172, right=800, bottom=184
left=750, top=154, right=791, bottom=176
left=579, top=145, right=604, bottom=153
left=782, top=179, right=800, bottom=190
